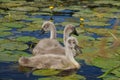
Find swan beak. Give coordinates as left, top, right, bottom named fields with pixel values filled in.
left=40, top=28, right=45, bottom=34
left=72, top=28, right=79, bottom=36
left=75, top=45, right=82, bottom=54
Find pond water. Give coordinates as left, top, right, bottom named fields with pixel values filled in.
left=0, top=9, right=105, bottom=80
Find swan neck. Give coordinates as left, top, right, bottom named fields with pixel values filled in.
left=50, top=24, right=56, bottom=39
left=65, top=46, right=79, bottom=68
left=63, top=31, right=70, bottom=45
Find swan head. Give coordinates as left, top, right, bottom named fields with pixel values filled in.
left=64, top=24, right=79, bottom=36
left=66, top=36, right=82, bottom=54
left=18, top=57, right=30, bottom=67
left=41, top=21, right=55, bottom=34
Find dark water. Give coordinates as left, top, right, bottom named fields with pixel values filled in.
left=0, top=61, right=103, bottom=80
left=1, top=10, right=116, bottom=80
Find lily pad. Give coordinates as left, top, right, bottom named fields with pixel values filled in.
left=61, top=74, right=86, bottom=80
left=24, top=17, right=43, bottom=21
left=0, top=31, right=12, bottom=37
left=38, top=74, right=86, bottom=80
left=0, top=50, right=31, bottom=62
left=33, top=69, right=61, bottom=76
left=15, top=36, right=38, bottom=42
left=0, top=26, right=12, bottom=31
left=20, top=23, right=42, bottom=31
left=102, top=74, right=120, bottom=80
left=0, top=1, right=25, bottom=8
left=9, top=6, right=39, bottom=12
left=60, top=22, right=79, bottom=26
left=3, top=13, right=28, bottom=21
left=84, top=21, right=110, bottom=26
left=0, top=42, right=28, bottom=51
left=38, top=77, right=61, bottom=80
left=92, top=57, right=120, bottom=69
left=0, top=0, right=12, bottom=2
left=2, top=22, right=24, bottom=28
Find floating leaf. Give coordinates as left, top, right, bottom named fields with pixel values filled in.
left=84, top=21, right=110, bottom=26
left=38, top=76, right=61, bottom=80
left=61, top=74, right=86, bottom=80
left=15, top=36, right=38, bottom=42
left=0, top=50, right=31, bottom=62
left=0, top=42, right=28, bottom=51
left=0, top=26, right=12, bottom=31
left=25, top=18, right=43, bottom=21
left=60, top=22, right=79, bottom=26
left=0, top=0, right=12, bottom=2
left=2, top=22, right=24, bottom=28
left=92, top=57, right=120, bottom=69
left=0, top=31, right=12, bottom=37
left=20, top=23, right=42, bottom=31
left=33, top=69, right=61, bottom=76
left=102, top=74, right=120, bottom=80
left=38, top=74, right=85, bottom=80
left=9, top=6, right=39, bottom=12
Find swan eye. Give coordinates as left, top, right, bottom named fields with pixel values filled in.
left=68, top=40, right=71, bottom=44
left=73, top=41, right=76, bottom=44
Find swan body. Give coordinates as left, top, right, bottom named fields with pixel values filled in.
left=33, top=21, right=79, bottom=56
left=19, top=37, right=80, bottom=70
left=33, top=21, right=63, bottom=55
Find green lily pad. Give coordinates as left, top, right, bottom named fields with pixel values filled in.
left=0, top=26, right=12, bottom=31
left=33, top=69, right=61, bottom=76
left=15, top=36, right=38, bottom=43
left=38, top=74, right=85, bottom=80
left=66, top=5, right=82, bottom=10
left=0, top=50, right=31, bottom=62
left=84, top=21, right=110, bottom=26
left=30, top=12, right=50, bottom=16
left=92, top=57, right=120, bottom=69
left=0, top=39, right=10, bottom=44
left=0, top=42, right=28, bottom=51
left=3, top=13, right=28, bottom=21
left=2, top=22, right=24, bottom=28
left=76, top=35, right=95, bottom=41
left=112, top=68, right=120, bottom=77
left=25, top=17, right=43, bottom=21
left=60, top=22, right=79, bottom=26
left=0, top=31, right=12, bottom=37
left=0, top=0, right=12, bottom=2
left=9, top=6, right=39, bottom=12
left=102, top=74, right=120, bottom=80
left=61, top=74, right=86, bottom=80
left=20, top=23, right=42, bottom=31
left=73, top=9, right=94, bottom=18
left=38, top=77, right=61, bottom=80
left=0, top=1, right=25, bottom=8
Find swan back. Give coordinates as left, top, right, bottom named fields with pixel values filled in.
left=19, top=37, right=80, bottom=70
